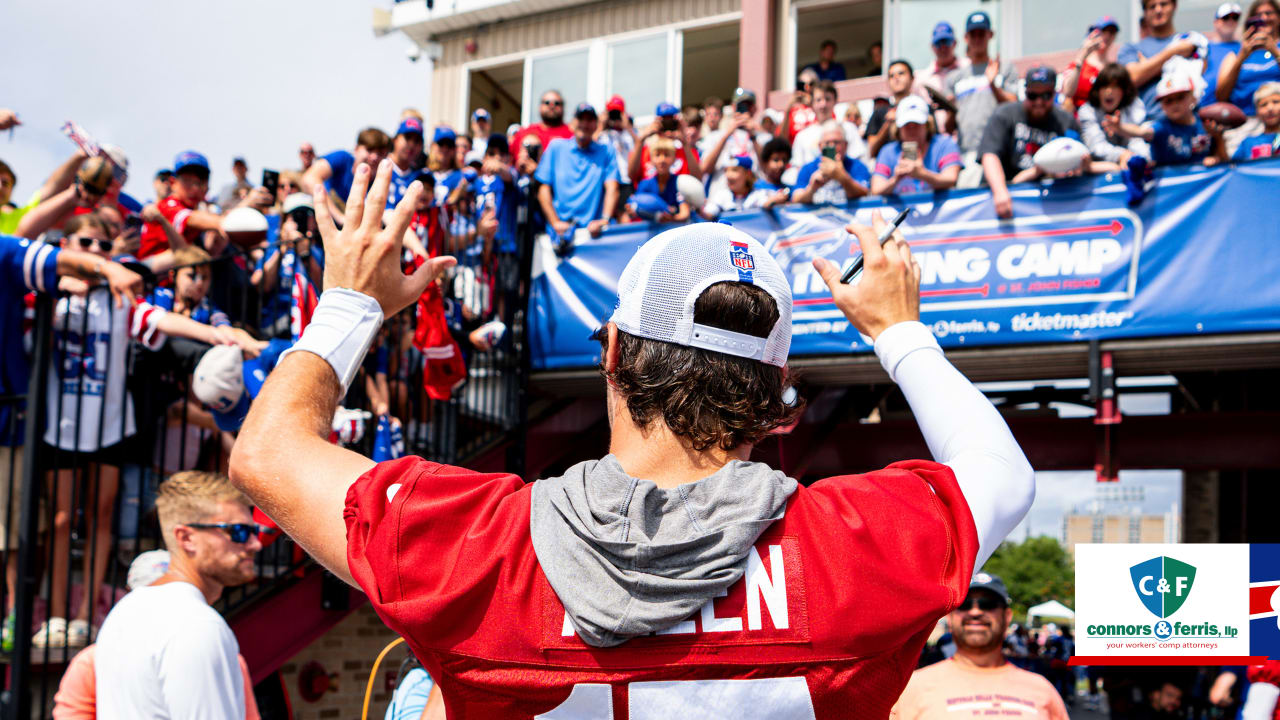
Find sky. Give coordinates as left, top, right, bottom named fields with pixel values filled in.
left=1, top=0, right=432, bottom=202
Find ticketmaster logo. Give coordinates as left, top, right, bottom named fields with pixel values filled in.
left=1010, top=310, right=1132, bottom=332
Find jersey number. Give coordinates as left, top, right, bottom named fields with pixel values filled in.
left=537, top=677, right=817, bottom=720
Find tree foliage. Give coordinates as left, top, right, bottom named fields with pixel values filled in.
left=981, top=536, right=1075, bottom=620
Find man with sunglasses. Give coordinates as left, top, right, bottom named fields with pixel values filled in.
left=513, top=90, right=573, bottom=167
left=892, top=574, right=1069, bottom=719
left=980, top=67, right=1090, bottom=218
left=95, top=471, right=262, bottom=718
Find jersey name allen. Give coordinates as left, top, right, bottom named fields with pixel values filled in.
left=545, top=538, right=810, bottom=649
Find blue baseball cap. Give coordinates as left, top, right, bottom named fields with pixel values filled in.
left=432, top=126, right=456, bottom=145
left=1025, top=65, right=1057, bottom=88
left=730, top=154, right=754, bottom=171
left=655, top=102, right=680, bottom=117
left=172, top=150, right=209, bottom=175
left=932, top=22, right=956, bottom=45
left=473, top=108, right=491, bottom=122
left=1089, top=15, right=1119, bottom=32
left=397, top=117, right=424, bottom=138
left=966, top=11, right=992, bottom=32
left=574, top=102, right=598, bottom=118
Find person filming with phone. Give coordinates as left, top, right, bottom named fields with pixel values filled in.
left=791, top=121, right=871, bottom=205
left=699, top=88, right=764, bottom=197
left=1215, top=0, right=1280, bottom=152
left=870, top=96, right=962, bottom=196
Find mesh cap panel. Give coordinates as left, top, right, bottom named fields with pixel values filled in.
left=610, top=223, right=792, bottom=366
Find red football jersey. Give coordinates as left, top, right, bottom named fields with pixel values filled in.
left=1249, top=662, right=1280, bottom=720
left=346, top=458, right=978, bottom=719
left=139, top=195, right=199, bottom=259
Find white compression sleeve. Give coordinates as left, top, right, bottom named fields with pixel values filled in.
left=874, top=321, right=1035, bottom=572
left=279, top=288, right=384, bottom=393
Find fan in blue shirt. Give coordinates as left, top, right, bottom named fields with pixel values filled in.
left=533, top=103, right=624, bottom=240
left=791, top=123, right=871, bottom=205
left=306, top=128, right=391, bottom=210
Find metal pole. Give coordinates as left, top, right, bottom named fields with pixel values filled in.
left=4, top=293, right=54, bottom=719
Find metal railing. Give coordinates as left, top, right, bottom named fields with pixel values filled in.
left=1, top=195, right=536, bottom=718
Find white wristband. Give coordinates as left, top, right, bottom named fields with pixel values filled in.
left=873, top=321, right=943, bottom=383
left=279, top=288, right=384, bottom=393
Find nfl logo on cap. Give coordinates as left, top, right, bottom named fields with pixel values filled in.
left=729, top=240, right=755, bottom=280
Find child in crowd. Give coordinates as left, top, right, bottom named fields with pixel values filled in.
left=148, top=247, right=230, bottom=328
left=38, top=213, right=250, bottom=649
left=1140, top=74, right=1229, bottom=166
left=701, top=156, right=780, bottom=218
left=632, top=138, right=690, bottom=223
left=1077, top=63, right=1152, bottom=166
left=1233, top=82, right=1280, bottom=160
left=756, top=138, right=794, bottom=197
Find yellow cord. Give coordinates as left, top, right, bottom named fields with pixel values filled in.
left=362, top=636, right=406, bottom=720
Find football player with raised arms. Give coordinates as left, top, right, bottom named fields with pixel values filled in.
left=230, top=159, right=1035, bottom=718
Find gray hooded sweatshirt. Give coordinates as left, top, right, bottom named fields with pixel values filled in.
left=529, top=454, right=798, bottom=648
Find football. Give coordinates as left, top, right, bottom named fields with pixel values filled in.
left=1033, top=137, right=1090, bottom=176
left=1199, top=102, right=1248, bottom=129
left=221, top=206, right=269, bottom=248
left=676, top=174, right=706, bottom=209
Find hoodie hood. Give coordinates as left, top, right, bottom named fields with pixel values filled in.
left=530, top=454, right=797, bottom=647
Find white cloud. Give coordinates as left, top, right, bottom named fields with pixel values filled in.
left=1, top=0, right=430, bottom=202
left=1013, top=469, right=1183, bottom=542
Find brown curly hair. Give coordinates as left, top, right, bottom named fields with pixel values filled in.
left=598, top=281, right=803, bottom=451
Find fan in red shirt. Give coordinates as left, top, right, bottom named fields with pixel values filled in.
left=513, top=90, right=574, bottom=162
left=138, top=151, right=227, bottom=259
left=230, top=161, right=1035, bottom=719
left=629, top=102, right=703, bottom=184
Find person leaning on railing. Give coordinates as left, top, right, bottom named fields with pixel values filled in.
left=0, top=229, right=141, bottom=652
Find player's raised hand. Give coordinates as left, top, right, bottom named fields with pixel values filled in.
left=812, top=212, right=921, bottom=341
left=314, top=160, right=455, bottom=316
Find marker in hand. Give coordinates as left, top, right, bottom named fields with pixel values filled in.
left=840, top=207, right=912, bottom=284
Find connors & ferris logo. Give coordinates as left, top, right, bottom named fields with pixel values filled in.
left=1130, top=556, right=1197, bottom=619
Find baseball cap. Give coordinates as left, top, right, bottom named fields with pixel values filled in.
left=574, top=102, right=598, bottom=118
left=968, top=572, right=1012, bottom=605
left=155, top=168, right=172, bottom=180
left=932, top=21, right=956, bottom=45
left=173, top=150, right=210, bottom=175
left=101, top=143, right=129, bottom=182
left=193, top=345, right=250, bottom=433
left=473, top=108, right=491, bottom=122
left=895, top=95, right=931, bottom=127
left=965, top=11, right=992, bottom=32
left=1089, top=15, right=1120, bottom=32
left=232, top=156, right=247, bottom=167
left=432, top=127, right=457, bottom=145
left=397, top=117, right=424, bottom=138
left=1155, top=71, right=1196, bottom=100
left=606, top=95, right=626, bottom=113
left=730, top=154, right=754, bottom=170
left=126, top=550, right=170, bottom=591
left=655, top=102, right=679, bottom=118
left=1217, top=2, right=1243, bottom=19
left=282, top=192, right=314, bottom=215
left=1025, top=65, right=1057, bottom=87
left=464, top=149, right=485, bottom=167
left=732, top=87, right=757, bottom=105
left=609, top=223, right=792, bottom=366
left=487, top=133, right=510, bottom=156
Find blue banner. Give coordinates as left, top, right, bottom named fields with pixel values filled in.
left=530, top=159, right=1280, bottom=370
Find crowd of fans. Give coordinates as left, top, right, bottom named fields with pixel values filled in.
left=0, top=0, right=1277, bottom=711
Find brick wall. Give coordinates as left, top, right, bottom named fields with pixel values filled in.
left=277, top=602, right=407, bottom=720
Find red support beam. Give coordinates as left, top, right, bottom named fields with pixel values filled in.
left=738, top=0, right=774, bottom=101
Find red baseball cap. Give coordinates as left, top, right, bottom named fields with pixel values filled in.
left=605, top=95, right=626, bottom=113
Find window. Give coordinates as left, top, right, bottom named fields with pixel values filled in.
left=1020, top=1, right=1134, bottom=56
left=608, top=33, right=670, bottom=115
left=528, top=49, right=590, bottom=126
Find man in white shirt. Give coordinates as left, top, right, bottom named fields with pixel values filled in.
left=791, top=80, right=869, bottom=169
left=95, top=471, right=262, bottom=719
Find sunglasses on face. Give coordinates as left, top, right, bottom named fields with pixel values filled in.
left=542, top=99, right=564, bottom=106
left=71, top=236, right=113, bottom=252
left=1026, top=90, right=1054, bottom=101
left=955, top=594, right=1005, bottom=612
left=187, top=522, right=266, bottom=544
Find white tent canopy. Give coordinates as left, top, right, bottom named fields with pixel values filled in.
left=1026, top=600, right=1075, bottom=620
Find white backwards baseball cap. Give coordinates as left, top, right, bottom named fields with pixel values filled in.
left=896, top=95, right=931, bottom=127
left=193, top=345, right=251, bottom=432
left=127, top=549, right=170, bottom=590
left=609, top=223, right=792, bottom=366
